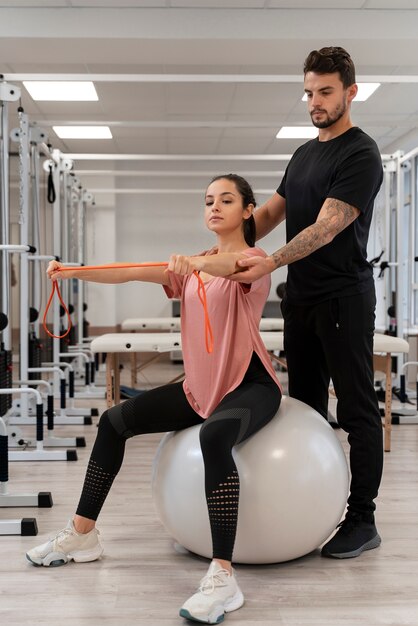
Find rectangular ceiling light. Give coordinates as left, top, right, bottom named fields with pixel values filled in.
left=302, top=82, right=380, bottom=102
left=53, top=126, right=112, bottom=139
left=23, top=81, right=98, bottom=101
left=276, top=126, right=318, bottom=139
left=354, top=83, right=381, bottom=101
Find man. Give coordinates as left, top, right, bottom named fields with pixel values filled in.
left=232, top=46, right=384, bottom=559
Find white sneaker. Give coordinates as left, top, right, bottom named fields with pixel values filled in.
left=180, top=560, right=244, bottom=624
left=26, top=520, right=103, bottom=567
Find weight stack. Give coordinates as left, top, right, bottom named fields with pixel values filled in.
left=0, top=347, right=12, bottom=416
left=28, top=332, right=43, bottom=381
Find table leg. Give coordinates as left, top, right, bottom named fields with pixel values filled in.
left=114, top=353, right=120, bottom=405
left=130, top=352, right=137, bottom=387
left=106, top=353, right=114, bottom=408
left=384, top=353, right=392, bottom=452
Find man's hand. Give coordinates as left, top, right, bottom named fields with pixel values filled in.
left=228, top=255, right=275, bottom=283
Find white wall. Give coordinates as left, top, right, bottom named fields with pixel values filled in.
left=85, top=178, right=117, bottom=327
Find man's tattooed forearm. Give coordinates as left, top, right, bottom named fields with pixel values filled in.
left=271, top=223, right=328, bottom=267
left=270, top=198, right=359, bottom=269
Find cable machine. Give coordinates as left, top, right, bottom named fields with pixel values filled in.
left=369, top=151, right=418, bottom=421
left=0, top=80, right=52, bottom=536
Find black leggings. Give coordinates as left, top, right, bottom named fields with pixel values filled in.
left=76, top=352, right=281, bottom=561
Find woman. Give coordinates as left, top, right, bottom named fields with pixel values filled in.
left=26, top=174, right=282, bottom=625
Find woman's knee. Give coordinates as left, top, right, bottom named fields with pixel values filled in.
left=199, top=417, right=238, bottom=455
left=199, top=421, right=220, bottom=452
left=99, top=404, right=133, bottom=440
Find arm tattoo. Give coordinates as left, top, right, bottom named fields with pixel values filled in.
left=271, top=198, right=359, bottom=269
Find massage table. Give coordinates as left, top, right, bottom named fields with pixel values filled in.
left=120, top=317, right=284, bottom=332
left=120, top=317, right=284, bottom=386
left=91, top=331, right=409, bottom=452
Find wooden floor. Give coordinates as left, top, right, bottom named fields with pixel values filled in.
left=1, top=359, right=418, bottom=626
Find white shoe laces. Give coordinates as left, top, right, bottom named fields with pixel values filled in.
left=52, top=525, right=98, bottom=546
left=199, top=568, right=231, bottom=595
left=54, top=528, right=74, bottom=545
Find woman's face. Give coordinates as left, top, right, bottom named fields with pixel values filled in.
left=204, top=178, right=252, bottom=236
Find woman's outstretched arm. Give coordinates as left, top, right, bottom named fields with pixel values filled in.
left=46, top=260, right=170, bottom=285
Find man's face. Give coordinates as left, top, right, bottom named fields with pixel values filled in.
left=304, top=71, right=356, bottom=129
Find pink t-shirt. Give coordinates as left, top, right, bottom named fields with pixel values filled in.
left=164, top=247, right=281, bottom=418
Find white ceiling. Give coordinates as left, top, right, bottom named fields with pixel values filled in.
left=1, top=1, right=418, bottom=187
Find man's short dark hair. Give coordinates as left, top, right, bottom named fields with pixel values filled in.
left=303, top=47, right=356, bottom=89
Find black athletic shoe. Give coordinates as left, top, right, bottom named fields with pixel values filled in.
left=321, top=512, right=381, bottom=559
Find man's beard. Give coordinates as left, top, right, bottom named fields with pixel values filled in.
left=310, top=99, right=347, bottom=129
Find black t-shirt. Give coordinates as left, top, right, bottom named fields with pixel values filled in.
left=277, top=127, right=383, bottom=305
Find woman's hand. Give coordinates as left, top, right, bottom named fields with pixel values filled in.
left=168, top=252, right=245, bottom=278
left=168, top=255, right=201, bottom=275
left=47, top=260, right=67, bottom=281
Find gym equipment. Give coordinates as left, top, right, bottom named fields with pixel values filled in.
left=152, top=396, right=349, bottom=564
left=0, top=317, right=52, bottom=534
left=369, top=152, right=418, bottom=423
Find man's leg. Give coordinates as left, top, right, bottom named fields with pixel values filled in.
left=317, top=290, right=383, bottom=558
left=282, top=298, right=330, bottom=419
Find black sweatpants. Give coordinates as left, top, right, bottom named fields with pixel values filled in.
left=76, top=352, right=281, bottom=561
left=281, top=288, right=383, bottom=518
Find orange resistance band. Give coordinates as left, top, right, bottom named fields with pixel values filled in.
left=42, top=262, right=214, bottom=354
